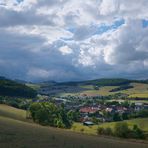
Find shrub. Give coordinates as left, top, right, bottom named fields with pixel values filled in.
left=80, top=128, right=84, bottom=133
left=97, top=127, right=105, bottom=135
left=104, top=127, right=113, bottom=136
left=97, top=127, right=113, bottom=136
left=114, top=122, right=129, bottom=138
left=113, top=113, right=122, bottom=121
left=131, top=124, right=145, bottom=139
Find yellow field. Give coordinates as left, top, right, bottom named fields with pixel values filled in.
left=80, top=86, right=118, bottom=96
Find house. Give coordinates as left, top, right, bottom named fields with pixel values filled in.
left=144, top=104, right=148, bottom=110
left=116, top=106, right=127, bottom=113
left=80, top=107, right=100, bottom=114
left=105, top=107, right=113, bottom=113
left=135, top=102, right=143, bottom=111
left=83, top=121, right=94, bottom=126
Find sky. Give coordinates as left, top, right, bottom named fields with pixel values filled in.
left=0, top=0, right=148, bottom=82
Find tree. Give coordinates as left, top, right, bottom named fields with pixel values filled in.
left=122, top=113, right=129, bottom=120
left=29, top=102, right=72, bottom=128
left=35, top=108, right=49, bottom=125
left=138, top=109, right=148, bottom=118
left=67, top=110, right=80, bottom=122
left=59, top=106, right=72, bottom=128
left=113, top=113, right=122, bottom=121
left=92, top=117, right=99, bottom=124
left=121, top=101, right=129, bottom=108
left=29, top=102, right=42, bottom=121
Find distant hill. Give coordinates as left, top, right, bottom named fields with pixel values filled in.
left=0, top=77, right=37, bottom=98
left=37, top=78, right=148, bottom=97
left=45, top=78, right=130, bottom=86
left=50, top=78, right=148, bottom=86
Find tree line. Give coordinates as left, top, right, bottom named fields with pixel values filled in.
left=97, top=122, right=145, bottom=139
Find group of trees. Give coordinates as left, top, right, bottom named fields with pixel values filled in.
left=29, top=102, right=76, bottom=128
left=110, top=85, right=134, bottom=92
left=130, top=109, right=148, bottom=118
left=0, top=96, right=31, bottom=110
left=97, top=122, right=145, bottom=139
left=95, top=78, right=131, bottom=86
left=103, top=109, right=148, bottom=122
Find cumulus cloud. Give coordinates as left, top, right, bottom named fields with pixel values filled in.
left=0, top=0, right=148, bottom=81
left=58, top=46, right=73, bottom=55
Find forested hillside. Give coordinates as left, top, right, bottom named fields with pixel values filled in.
left=0, top=77, right=37, bottom=98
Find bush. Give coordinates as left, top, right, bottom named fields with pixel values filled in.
left=104, top=127, right=113, bottom=136
left=97, top=127, right=105, bottom=135
left=97, top=123, right=145, bottom=139
left=122, top=113, right=129, bottom=120
left=97, top=127, right=113, bottom=136
left=113, top=113, right=122, bottom=121
left=131, top=124, right=145, bottom=139
left=114, top=122, right=129, bottom=138
left=80, top=128, right=84, bottom=133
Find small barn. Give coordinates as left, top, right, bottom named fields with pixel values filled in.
left=83, top=121, right=94, bottom=126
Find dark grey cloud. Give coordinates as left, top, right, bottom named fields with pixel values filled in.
left=0, top=8, right=55, bottom=27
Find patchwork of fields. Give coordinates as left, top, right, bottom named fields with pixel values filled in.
left=62, top=83, right=148, bottom=98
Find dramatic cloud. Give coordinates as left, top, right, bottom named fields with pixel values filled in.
left=0, top=0, right=148, bottom=81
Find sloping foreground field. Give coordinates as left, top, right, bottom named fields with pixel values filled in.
left=1, top=116, right=148, bottom=148
left=0, top=105, right=148, bottom=148
left=0, top=104, right=27, bottom=121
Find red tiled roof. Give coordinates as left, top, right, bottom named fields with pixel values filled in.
left=80, top=107, right=99, bottom=113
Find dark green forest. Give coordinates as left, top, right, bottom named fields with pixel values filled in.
left=0, top=77, right=37, bottom=98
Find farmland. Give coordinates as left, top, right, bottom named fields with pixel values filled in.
left=55, top=82, right=148, bottom=99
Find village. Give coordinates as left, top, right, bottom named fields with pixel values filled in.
left=37, top=94, right=148, bottom=126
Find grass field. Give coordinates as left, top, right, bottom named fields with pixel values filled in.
left=98, top=118, right=148, bottom=132
left=0, top=104, right=28, bottom=122
left=0, top=104, right=148, bottom=148
left=72, top=118, right=148, bottom=135
left=26, top=83, right=40, bottom=90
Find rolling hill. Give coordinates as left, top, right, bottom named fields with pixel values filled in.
left=0, top=104, right=148, bottom=148
left=37, top=78, right=148, bottom=98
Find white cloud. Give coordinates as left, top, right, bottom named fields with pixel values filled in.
left=59, top=46, right=73, bottom=55
left=99, top=0, right=119, bottom=15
